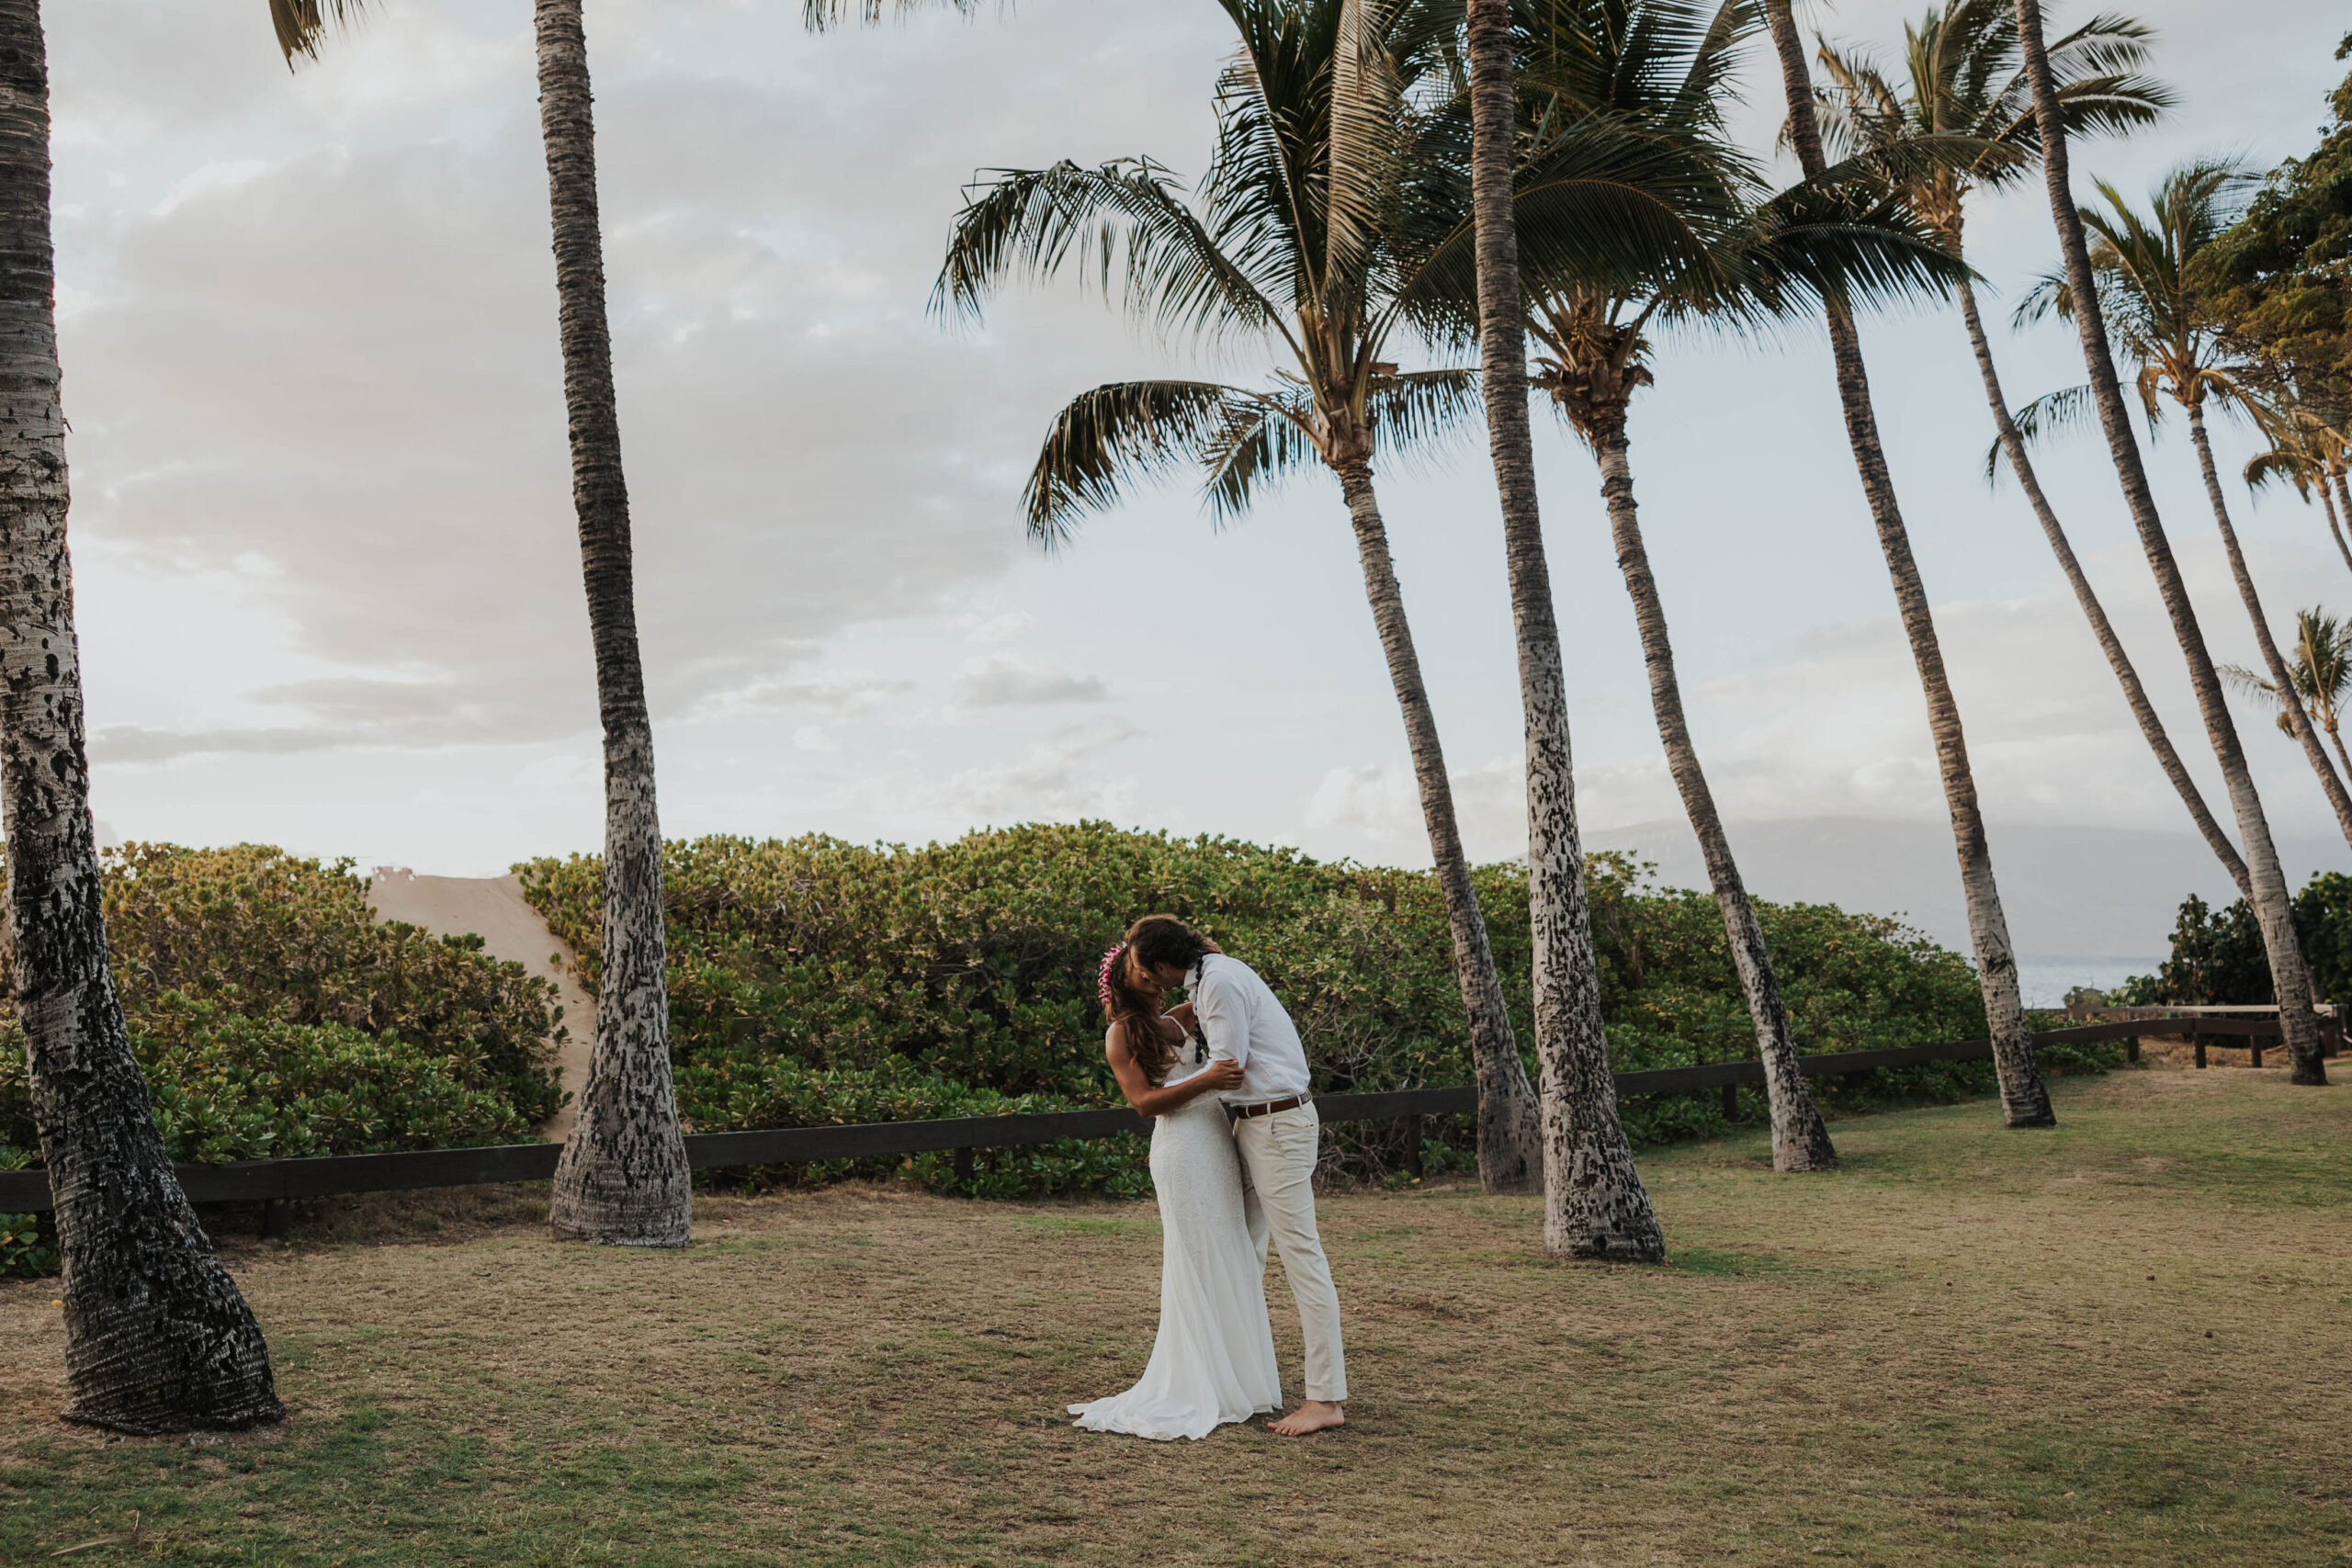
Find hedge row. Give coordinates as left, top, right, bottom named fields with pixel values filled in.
left=0, top=843, right=565, bottom=1173
left=518, top=823, right=2109, bottom=1194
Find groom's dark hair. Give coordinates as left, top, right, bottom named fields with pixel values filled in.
left=1125, top=914, right=1215, bottom=976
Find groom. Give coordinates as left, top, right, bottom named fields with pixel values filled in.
left=1128, top=915, right=1347, bottom=1436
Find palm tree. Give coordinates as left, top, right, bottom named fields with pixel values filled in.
left=2222, top=608, right=2352, bottom=782
left=1760, top=0, right=2053, bottom=1127
left=1461, top=0, right=1681, bottom=1244
left=0, top=0, right=285, bottom=1434
left=928, top=2, right=1582, bottom=1200
left=2011, top=0, right=2326, bottom=1087
left=2018, top=161, right=2352, bottom=854
left=279, top=0, right=691, bottom=1241
left=944, top=3, right=1738, bottom=1235
left=1501, top=0, right=1870, bottom=1173
left=2245, top=407, right=2352, bottom=581
left=1810, top=4, right=2252, bottom=899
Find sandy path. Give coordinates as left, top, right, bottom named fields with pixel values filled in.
left=367, top=871, right=594, bottom=1141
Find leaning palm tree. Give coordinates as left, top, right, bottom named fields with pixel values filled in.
left=0, top=0, right=288, bottom=1433
left=2222, top=608, right=2352, bottom=782
left=2011, top=0, right=2326, bottom=1087
left=1810, top=4, right=2252, bottom=900
left=933, top=1, right=1567, bottom=1198
left=1460, top=0, right=1684, bottom=1242
left=1499, top=0, right=1869, bottom=1173
left=936, top=2, right=1717, bottom=1230
left=1760, top=0, right=2053, bottom=1127
left=280, top=0, right=691, bottom=1241
left=2018, top=161, right=2352, bottom=855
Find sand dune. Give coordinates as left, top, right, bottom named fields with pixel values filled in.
left=367, top=871, right=594, bottom=1141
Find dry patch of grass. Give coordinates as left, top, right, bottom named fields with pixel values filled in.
left=3, top=1065, right=2348, bottom=1567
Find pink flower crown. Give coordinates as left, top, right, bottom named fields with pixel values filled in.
left=1097, top=943, right=1125, bottom=1012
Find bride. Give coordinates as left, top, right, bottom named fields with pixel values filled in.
left=1069, top=942, right=1281, bottom=1440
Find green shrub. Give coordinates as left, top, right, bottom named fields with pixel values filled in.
left=0, top=1212, right=56, bottom=1280
left=0, top=844, right=563, bottom=1168
left=2115, top=870, right=2352, bottom=1007
left=519, top=825, right=2010, bottom=1190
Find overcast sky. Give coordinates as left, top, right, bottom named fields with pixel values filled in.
left=48, top=0, right=2352, bottom=884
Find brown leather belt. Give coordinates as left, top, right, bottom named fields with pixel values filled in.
left=1227, top=1093, right=1312, bottom=1122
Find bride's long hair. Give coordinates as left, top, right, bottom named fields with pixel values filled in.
left=1100, top=945, right=1178, bottom=1086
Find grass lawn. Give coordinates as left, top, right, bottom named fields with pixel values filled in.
left=2, top=1061, right=2347, bottom=1566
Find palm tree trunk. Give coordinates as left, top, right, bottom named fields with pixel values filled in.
left=1328, top=453, right=1546, bottom=1197
left=2014, top=0, right=2325, bottom=1087
left=2317, top=471, right=2352, bottom=579
left=0, top=0, right=281, bottom=1433
left=1590, top=416, right=1838, bottom=1170
left=2333, top=468, right=2352, bottom=570
left=1459, top=0, right=1625, bottom=1213
left=2186, top=398, right=2352, bottom=846
left=1958, top=276, right=2251, bottom=898
left=537, top=0, right=692, bottom=1244
left=1766, top=0, right=2052, bottom=1128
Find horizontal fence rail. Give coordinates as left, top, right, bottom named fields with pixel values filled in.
left=0, top=1016, right=2292, bottom=1216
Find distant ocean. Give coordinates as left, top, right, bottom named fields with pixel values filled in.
left=2015, top=958, right=2165, bottom=1010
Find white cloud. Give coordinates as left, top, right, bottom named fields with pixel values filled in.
left=954, top=653, right=1109, bottom=707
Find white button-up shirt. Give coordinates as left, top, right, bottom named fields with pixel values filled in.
left=1187, top=953, right=1312, bottom=1104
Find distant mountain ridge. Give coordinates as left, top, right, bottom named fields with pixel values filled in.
left=1584, top=818, right=2352, bottom=962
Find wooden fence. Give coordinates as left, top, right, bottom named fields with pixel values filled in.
left=0, top=1015, right=2298, bottom=1230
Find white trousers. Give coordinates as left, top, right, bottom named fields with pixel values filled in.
left=1232, top=1101, right=1347, bottom=1403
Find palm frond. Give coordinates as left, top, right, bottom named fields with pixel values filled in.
left=801, top=0, right=990, bottom=28
left=1023, top=380, right=1257, bottom=547
left=1366, top=366, right=1484, bottom=468
left=934, top=159, right=1284, bottom=346
left=2216, top=660, right=2281, bottom=705
left=270, top=0, right=368, bottom=62
left=1200, top=387, right=1324, bottom=523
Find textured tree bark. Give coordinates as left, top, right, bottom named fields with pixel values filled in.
left=1459, top=0, right=1622, bottom=1205
left=2333, top=469, right=2352, bottom=573
left=1330, top=453, right=1544, bottom=1194
left=537, top=0, right=693, bottom=1243
left=2318, top=474, right=2352, bottom=580
left=2014, top=0, right=2325, bottom=1087
left=2187, top=399, right=2352, bottom=846
left=1956, top=274, right=2250, bottom=897
left=0, top=0, right=281, bottom=1432
left=1766, top=0, right=2053, bottom=1128
left=1591, top=417, right=1838, bottom=1172
left=1449, top=4, right=1657, bottom=1244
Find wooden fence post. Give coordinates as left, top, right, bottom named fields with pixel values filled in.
left=1403, top=1114, right=1423, bottom=1179
left=2193, top=1032, right=2207, bottom=1070
left=2124, top=1033, right=2140, bottom=1064
left=1720, top=1082, right=1737, bottom=1122
left=954, top=1145, right=975, bottom=1189
left=260, top=1198, right=289, bottom=1240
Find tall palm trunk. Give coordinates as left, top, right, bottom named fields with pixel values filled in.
left=1766, top=0, right=2052, bottom=1128
left=2187, top=398, right=2352, bottom=844
left=1462, top=0, right=1650, bottom=1228
left=0, top=0, right=281, bottom=1433
left=1589, top=415, right=1838, bottom=1172
left=2014, top=0, right=2325, bottom=1086
left=1956, top=274, right=2251, bottom=897
left=2318, top=470, right=2352, bottom=579
left=1329, top=452, right=1545, bottom=1195
left=537, top=0, right=692, bottom=1243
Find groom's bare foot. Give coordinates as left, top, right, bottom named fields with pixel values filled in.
left=1267, top=1401, right=1344, bottom=1436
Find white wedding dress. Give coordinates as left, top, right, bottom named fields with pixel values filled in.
left=1069, top=1031, right=1281, bottom=1440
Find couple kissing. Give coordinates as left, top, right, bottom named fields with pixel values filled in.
left=1069, top=915, right=1347, bottom=1441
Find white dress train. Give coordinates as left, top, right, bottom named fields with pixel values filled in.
left=1069, top=1041, right=1281, bottom=1440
